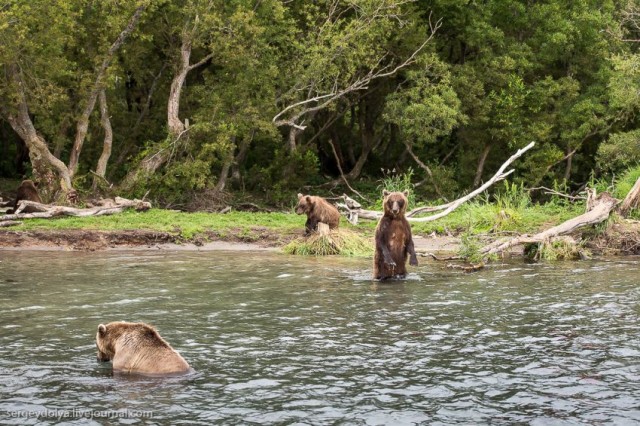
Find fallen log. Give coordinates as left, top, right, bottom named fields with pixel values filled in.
left=0, top=197, right=151, bottom=224
left=0, top=221, right=22, bottom=227
left=337, top=142, right=535, bottom=223
left=480, top=191, right=618, bottom=257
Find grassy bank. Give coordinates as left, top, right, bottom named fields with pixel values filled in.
left=6, top=174, right=632, bottom=256
left=2, top=196, right=585, bottom=244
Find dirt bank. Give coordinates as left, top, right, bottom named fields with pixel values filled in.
left=0, top=229, right=461, bottom=253
left=1, top=222, right=637, bottom=256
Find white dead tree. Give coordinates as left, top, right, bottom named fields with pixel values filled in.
left=1, top=197, right=151, bottom=225
left=480, top=177, right=640, bottom=258
left=338, top=142, right=536, bottom=223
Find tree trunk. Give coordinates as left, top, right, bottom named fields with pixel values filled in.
left=111, top=63, right=166, bottom=175
left=343, top=100, right=379, bottom=181
left=120, top=32, right=213, bottom=191
left=68, top=5, right=146, bottom=176
left=231, top=136, right=251, bottom=184
left=473, top=143, right=491, bottom=188
left=287, top=127, right=300, bottom=152
left=167, top=38, right=191, bottom=138
left=93, top=89, right=113, bottom=189
left=3, top=64, right=72, bottom=197
left=120, top=148, right=172, bottom=192
left=122, top=30, right=213, bottom=189
left=214, top=136, right=237, bottom=193
left=564, top=146, right=573, bottom=183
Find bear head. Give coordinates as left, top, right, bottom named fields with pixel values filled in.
left=383, top=190, right=409, bottom=217
left=96, top=323, right=114, bottom=362
left=295, top=193, right=313, bottom=214
left=96, top=322, right=161, bottom=362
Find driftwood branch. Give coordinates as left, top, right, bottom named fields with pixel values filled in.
left=481, top=191, right=619, bottom=257
left=0, top=221, right=22, bottom=227
left=337, top=142, right=535, bottom=223
left=1, top=197, right=151, bottom=223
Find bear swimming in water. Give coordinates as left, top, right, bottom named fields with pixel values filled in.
left=95, top=321, right=190, bottom=375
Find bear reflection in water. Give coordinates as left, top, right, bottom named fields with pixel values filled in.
left=95, top=321, right=190, bottom=376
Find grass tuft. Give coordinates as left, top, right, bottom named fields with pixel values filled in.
left=283, top=229, right=373, bottom=257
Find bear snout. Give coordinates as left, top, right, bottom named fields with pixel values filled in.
left=96, top=351, right=110, bottom=362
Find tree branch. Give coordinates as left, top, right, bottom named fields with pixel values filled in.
left=336, top=142, right=535, bottom=223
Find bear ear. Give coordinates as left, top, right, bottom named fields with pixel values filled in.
left=383, top=190, right=390, bottom=197
left=305, top=196, right=312, bottom=204
left=297, top=193, right=303, bottom=199
left=403, top=190, right=409, bottom=197
left=97, top=324, right=107, bottom=336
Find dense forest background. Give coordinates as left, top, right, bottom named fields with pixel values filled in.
left=1, top=0, right=638, bottom=210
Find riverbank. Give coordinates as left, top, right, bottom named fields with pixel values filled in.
left=0, top=206, right=638, bottom=257
left=0, top=228, right=461, bottom=253
left=1, top=222, right=639, bottom=259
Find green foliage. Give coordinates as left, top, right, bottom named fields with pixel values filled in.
left=457, top=232, right=484, bottom=264
left=375, top=168, right=415, bottom=208
left=524, top=239, right=589, bottom=262
left=597, top=130, right=640, bottom=174
left=613, top=166, right=640, bottom=201
left=246, top=148, right=321, bottom=205
left=384, top=56, right=465, bottom=146
left=0, top=0, right=638, bottom=208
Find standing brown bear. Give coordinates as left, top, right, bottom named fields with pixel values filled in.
left=7, top=179, right=42, bottom=214
left=374, top=190, right=418, bottom=280
left=295, top=193, right=341, bottom=235
left=95, top=321, right=190, bottom=376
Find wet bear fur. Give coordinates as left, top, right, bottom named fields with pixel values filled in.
left=295, top=193, right=341, bottom=235
left=7, top=179, right=42, bottom=214
left=96, top=321, right=190, bottom=375
left=373, top=190, right=418, bottom=280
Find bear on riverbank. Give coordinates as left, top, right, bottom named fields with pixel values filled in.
left=295, top=193, right=341, bottom=235
left=373, top=190, right=418, bottom=280
left=7, top=179, right=42, bottom=214
left=95, top=322, right=190, bottom=375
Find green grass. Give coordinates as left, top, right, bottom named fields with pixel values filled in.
left=407, top=200, right=584, bottom=236
left=10, top=209, right=303, bottom=240
left=2, top=190, right=593, bottom=259
left=5, top=199, right=585, bottom=240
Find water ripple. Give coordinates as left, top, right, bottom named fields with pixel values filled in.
left=0, top=252, right=639, bottom=424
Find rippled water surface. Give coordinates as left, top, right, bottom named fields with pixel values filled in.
left=0, top=251, right=639, bottom=425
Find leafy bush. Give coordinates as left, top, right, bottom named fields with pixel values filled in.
left=374, top=168, right=415, bottom=208
left=597, top=130, right=640, bottom=174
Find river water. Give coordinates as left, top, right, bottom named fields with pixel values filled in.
left=0, top=251, right=638, bottom=425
